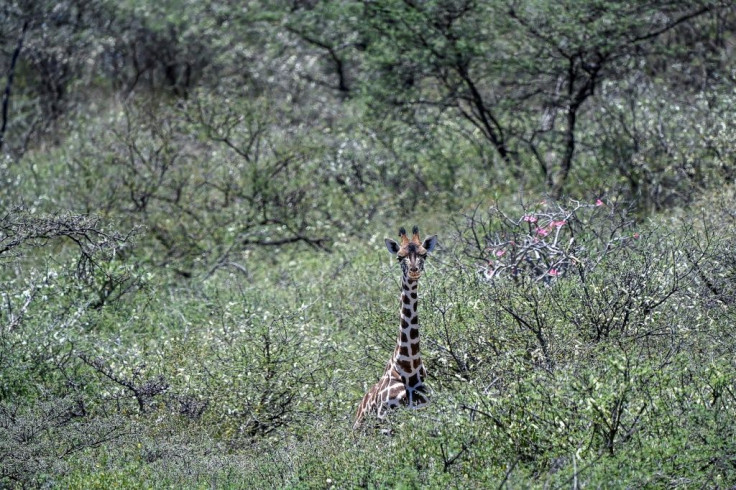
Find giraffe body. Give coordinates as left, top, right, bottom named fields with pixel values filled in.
left=354, top=227, right=437, bottom=429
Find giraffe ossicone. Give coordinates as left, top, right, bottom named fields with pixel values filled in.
left=353, top=226, right=438, bottom=430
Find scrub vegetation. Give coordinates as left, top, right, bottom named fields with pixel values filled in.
left=1, top=1, right=735, bottom=487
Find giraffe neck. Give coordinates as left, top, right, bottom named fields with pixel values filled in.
left=393, top=276, right=422, bottom=376
left=353, top=273, right=429, bottom=429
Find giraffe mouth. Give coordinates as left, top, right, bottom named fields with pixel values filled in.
left=408, top=271, right=422, bottom=280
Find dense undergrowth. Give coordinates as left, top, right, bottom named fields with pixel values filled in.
left=2, top=0, right=736, bottom=487
left=1, top=197, right=734, bottom=488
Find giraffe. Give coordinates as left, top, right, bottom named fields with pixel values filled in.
left=353, top=226, right=438, bottom=430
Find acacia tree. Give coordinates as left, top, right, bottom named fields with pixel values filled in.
left=346, top=0, right=732, bottom=198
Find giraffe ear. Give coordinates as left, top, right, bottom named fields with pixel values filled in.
left=422, top=235, right=438, bottom=253
left=385, top=238, right=400, bottom=254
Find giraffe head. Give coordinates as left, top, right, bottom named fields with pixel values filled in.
left=385, top=226, right=438, bottom=280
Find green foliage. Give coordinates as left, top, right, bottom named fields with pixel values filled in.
left=590, top=82, right=736, bottom=211
left=1, top=1, right=736, bottom=487
left=325, top=0, right=735, bottom=200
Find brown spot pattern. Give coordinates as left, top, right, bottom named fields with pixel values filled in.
left=353, top=227, right=435, bottom=429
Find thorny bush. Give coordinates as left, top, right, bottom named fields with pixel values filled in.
left=456, top=199, right=638, bottom=284
left=449, top=198, right=719, bottom=369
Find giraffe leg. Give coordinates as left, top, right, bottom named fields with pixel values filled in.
left=353, top=389, right=374, bottom=430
